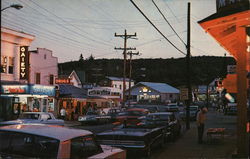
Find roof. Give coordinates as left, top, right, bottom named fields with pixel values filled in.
left=106, top=76, right=133, bottom=82
left=58, top=70, right=85, bottom=84
left=138, top=82, right=179, bottom=94
left=0, top=124, right=92, bottom=141
left=59, top=84, right=87, bottom=99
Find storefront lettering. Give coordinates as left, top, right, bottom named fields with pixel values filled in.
left=2, top=85, right=28, bottom=94
left=19, top=46, right=29, bottom=80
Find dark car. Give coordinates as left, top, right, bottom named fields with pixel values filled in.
left=224, top=103, right=237, bottom=115
left=116, top=108, right=149, bottom=125
left=131, top=105, right=159, bottom=113
left=78, top=111, right=111, bottom=125
left=106, top=108, right=122, bottom=122
left=0, top=112, right=64, bottom=127
left=166, top=103, right=180, bottom=112
left=139, top=112, right=181, bottom=142
left=179, top=105, right=199, bottom=121
left=97, top=123, right=164, bottom=157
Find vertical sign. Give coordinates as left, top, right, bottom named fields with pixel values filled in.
left=20, top=46, right=29, bottom=80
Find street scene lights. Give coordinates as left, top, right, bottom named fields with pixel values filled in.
left=1, top=4, right=23, bottom=12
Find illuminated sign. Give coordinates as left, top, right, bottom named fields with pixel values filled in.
left=30, top=85, right=55, bottom=96
left=55, top=78, right=71, bottom=84
left=1, top=85, right=28, bottom=94
left=216, top=0, right=249, bottom=13
left=19, top=46, right=29, bottom=80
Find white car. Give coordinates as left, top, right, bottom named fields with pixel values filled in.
left=0, top=112, right=64, bottom=126
left=0, top=124, right=126, bottom=159
left=78, top=111, right=111, bottom=125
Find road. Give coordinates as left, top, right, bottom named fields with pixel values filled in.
left=66, top=110, right=237, bottom=159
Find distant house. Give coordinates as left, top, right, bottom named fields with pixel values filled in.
left=57, top=70, right=85, bottom=88
left=99, top=76, right=134, bottom=99
left=125, top=82, right=179, bottom=104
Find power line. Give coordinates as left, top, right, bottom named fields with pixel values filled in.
left=29, top=0, right=113, bottom=47
left=151, top=0, right=186, bottom=47
left=130, top=0, right=186, bottom=55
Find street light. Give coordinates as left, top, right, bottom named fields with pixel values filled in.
left=1, top=4, right=23, bottom=12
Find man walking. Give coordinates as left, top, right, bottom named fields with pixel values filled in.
left=60, top=107, right=66, bottom=120
left=197, top=107, right=208, bottom=144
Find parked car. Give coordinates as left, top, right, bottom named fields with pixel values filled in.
left=166, top=103, right=180, bottom=112
left=0, top=124, right=126, bottom=159
left=78, top=111, right=111, bottom=125
left=106, top=108, right=123, bottom=122
left=131, top=105, right=159, bottom=113
left=0, top=112, right=64, bottom=127
left=179, top=105, right=199, bottom=121
left=97, top=123, right=164, bottom=157
left=139, top=112, right=181, bottom=142
left=116, top=108, right=149, bottom=125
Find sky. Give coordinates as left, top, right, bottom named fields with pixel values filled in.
left=1, top=0, right=229, bottom=62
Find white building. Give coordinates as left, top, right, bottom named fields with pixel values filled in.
left=29, top=48, right=58, bottom=86
left=1, top=27, right=35, bottom=82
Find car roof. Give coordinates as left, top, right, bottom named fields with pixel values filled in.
left=0, top=124, right=92, bottom=141
left=148, top=112, right=172, bottom=115
left=22, top=112, right=48, bottom=115
left=127, top=108, right=148, bottom=112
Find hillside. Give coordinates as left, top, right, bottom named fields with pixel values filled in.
left=58, top=56, right=236, bottom=87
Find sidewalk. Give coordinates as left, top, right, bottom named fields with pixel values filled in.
left=152, top=110, right=238, bottom=159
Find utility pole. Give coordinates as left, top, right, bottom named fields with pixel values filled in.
left=127, top=51, right=140, bottom=107
left=186, top=2, right=191, bottom=130
left=114, top=30, right=136, bottom=107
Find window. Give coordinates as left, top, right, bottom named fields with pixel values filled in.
left=119, top=85, right=122, bottom=89
left=44, top=54, right=47, bottom=59
left=49, top=74, right=54, bottom=85
left=35, top=73, right=41, bottom=84
left=0, top=131, right=59, bottom=158
left=70, top=135, right=102, bottom=159
left=1, top=56, right=7, bottom=73
left=8, top=57, right=14, bottom=74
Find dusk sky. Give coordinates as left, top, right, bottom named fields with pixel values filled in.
left=2, top=0, right=229, bottom=62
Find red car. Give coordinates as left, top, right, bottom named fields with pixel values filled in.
left=116, top=108, right=149, bottom=125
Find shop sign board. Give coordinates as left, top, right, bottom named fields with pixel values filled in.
left=1, top=85, right=29, bottom=94
left=20, top=46, right=29, bottom=80
left=55, top=78, right=71, bottom=84
left=30, top=85, right=55, bottom=96
left=180, top=88, right=188, bottom=100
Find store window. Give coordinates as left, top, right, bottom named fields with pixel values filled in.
left=35, top=73, right=41, bottom=84
left=8, top=57, right=14, bottom=74
left=49, top=74, right=54, bottom=85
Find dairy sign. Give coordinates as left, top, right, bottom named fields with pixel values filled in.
left=20, top=46, right=29, bottom=80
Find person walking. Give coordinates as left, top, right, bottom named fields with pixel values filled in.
left=60, top=107, right=66, bottom=120
left=197, top=107, right=208, bottom=144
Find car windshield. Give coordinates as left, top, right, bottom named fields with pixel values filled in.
left=146, top=114, right=169, bottom=121
left=190, top=107, right=198, bottom=111
left=18, top=114, right=40, bottom=120
left=0, top=131, right=59, bottom=158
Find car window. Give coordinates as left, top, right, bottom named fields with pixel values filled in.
left=86, top=112, right=98, bottom=115
left=0, top=131, right=59, bottom=158
left=19, top=114, right=40, bottom=120
left=41, top=114, right=50, bottom=120
left=70, top=135, right=102, bottom=159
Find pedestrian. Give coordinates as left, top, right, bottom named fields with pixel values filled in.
left=60, top=107, right=66, bottom=120
left=197, top=107, right=208, bottom=144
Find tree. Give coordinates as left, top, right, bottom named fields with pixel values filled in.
left=79, top=53, right=84, bottom=62
left=88, top=54, right=95, bottom=61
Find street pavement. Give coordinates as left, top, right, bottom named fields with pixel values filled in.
left=152, top=109, right=238, bottom=159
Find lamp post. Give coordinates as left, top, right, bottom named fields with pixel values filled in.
left=1, top=4, right=23, bottom=12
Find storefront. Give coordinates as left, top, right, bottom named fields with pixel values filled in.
left=0, top=84, right=55, bottom=120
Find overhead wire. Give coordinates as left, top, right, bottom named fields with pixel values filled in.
left=29, top=0, right=113, bottom=47
left=130, top=0, right=186, bottom=55
left=151, top=0, right=186, bottom=47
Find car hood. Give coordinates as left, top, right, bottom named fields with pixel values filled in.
left=98, top=128, right=153, bottom=137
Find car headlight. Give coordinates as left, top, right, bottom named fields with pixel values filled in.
left=78, top=116, right=87, bottom=121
